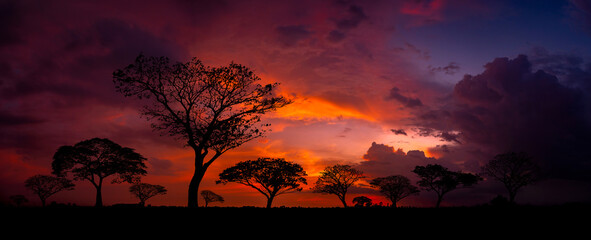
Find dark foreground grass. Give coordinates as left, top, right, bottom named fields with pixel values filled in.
left=3, top=204, right=590, bottom=237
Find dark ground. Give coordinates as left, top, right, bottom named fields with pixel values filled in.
left=3, top=204, right=590, bottom=237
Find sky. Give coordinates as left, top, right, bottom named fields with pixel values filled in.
left=2, top=0, right=591, bottom=207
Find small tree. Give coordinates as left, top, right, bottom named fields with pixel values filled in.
left=312, top=164, right=364, bottom=208
left=9, top=195, right=29, bottom=207
left=412, top=164, right=481, bottom=208
left=352, top=196, right=372, bottom=207
left=200, top=190, right=224, bottom=207
left=113, top=54, right=291, bottom=207
left=481, top=152, right=539, bottom=203
left=129, top=183, right=167, bottom=206
left=25, top=174, right=75, bottom=207
left=52, top=138, right=147, bottom=207
left=217, top=158, right=307, bottom=208
left=370, top=175, right=419, bottom=208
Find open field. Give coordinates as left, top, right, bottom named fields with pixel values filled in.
left=4, top=204, right=590, bottom=237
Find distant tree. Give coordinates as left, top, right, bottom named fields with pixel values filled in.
left=481, top=152, right=539, bottom=203
left=25, top=174, right=75, bottom=207
left=52, top=138, right=147, bottom=207
left=217, top=158, right=307, bottom=208
left=412, top=164, right=481, bottom=208
left=370, top=175, right=419, bottom=208
left=113, top=54, right=291, bottom=208
left=129, top=182, right=167, bottom=206
left=200, top=190, right=224, bottom=207
left=9, top=195, right=28, bottom=207
left=352, top=196, right=372, bottom=207
left=312, top=164, right=364, bottom=208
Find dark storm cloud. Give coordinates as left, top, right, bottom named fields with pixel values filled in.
left=275, top=25, right=313, bottom=47
left=335, top=5, right=367, bottom=30
left=0, top=110, right=44, bottom=126
left=325, top=4, right=367, bottom=43
left=386, top=87, right=423, bottom=108
left=0, top=0, right=24, bottom=46
left=429, top=62, right=460, bottom=75
left=569, top=0, right=591, bottom=35
left=358, top=142, right=435, bottom=178
left=391, top=129, right=407, bottom=136
left=419, top=54, right=591, bottom=181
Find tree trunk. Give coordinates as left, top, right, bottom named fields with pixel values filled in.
left=435, top=194, right=443, bottom=208
left=95, top=180, right=103, bottom=207
left=266, top=195, right=275, bottom=208
left=188, top=168, right=205, bottom=208
left=509, top=190, right=516, bottom=204
left=339, top=195, right=348, bottom=208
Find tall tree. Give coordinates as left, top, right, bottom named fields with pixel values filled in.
left=52, top=138, right=147, bottom=207
left=200, top=190, right=224, bottom=207
left=481, top=152, right=539, bottom=203
left=312, top=164, right=364, bottom=207
left=129, top=182, right=167, bottom=206
left=113, top=54, right=291, bottom=207
left=412, top=164, right=481, bottom=208
left=25, top=174, right=75, bottom=207
left=217, top=158, right=307, bottom=208
left=370, top=175, right=419, bottom=208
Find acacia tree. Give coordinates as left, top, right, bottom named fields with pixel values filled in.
left=129, top=182, right=167, bottom=206
left=370, top=175, right=419, bottom=208
left=200, top=190, right=224, bottom=207
left=312, top=164, right=364, bottom=207
left=9, top=195, right=29, bottom=207
left=25, top=174, right=75, bottom=207
left=217, top=158, right=307, bottom=208
left=113, top=54, right=291, bottom=207
left=412, top=164, right=481, bottom=208
left=481, top=152, right=539, bottom=203
left=52, top=138, right=147, bottom=207
left=352, top=196, right=372, bottom=207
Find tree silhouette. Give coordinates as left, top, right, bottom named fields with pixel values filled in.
left=200, top=190, right=224, bottom=207
left=9, top=195, right=29, bottom=207
left=24, top=174, right=75, bottom=207
left=370, top=175, right=419, bottom=208
left=217, top=158, right=307, bottom=208
left=129, top=182, right=167, bottom=206
left=481, top=152, right=539, bottom=204
left=312, top=164, right=364, bottom=207
left=113, top=54, right=291, bottom=207
left=52, top=138, right=147, bottom=207
left=352, top=196, right=372, bottom=207
left=412, top=164, right=481, bottom=208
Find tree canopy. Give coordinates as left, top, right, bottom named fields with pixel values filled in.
left=217, top=158, right=307, bottom=208
left=370, top=175, right=419, bottom=208
left=312, top=164, right=364, bottom=207
left=482, top=152, right=539, bottom=203
left=25, top=174, right=75, bottom=207
left=200, top=190, right=224, bottom=207
left=52, top=138, right=147, bottom=207
left=129, top=182, right=167, bottom=206
left=413, top=164, right=481, bottom=208
left=113, top=54, right=291, bottom=207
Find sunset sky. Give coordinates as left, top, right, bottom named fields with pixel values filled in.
left=2, top=0, right=591, bottom=207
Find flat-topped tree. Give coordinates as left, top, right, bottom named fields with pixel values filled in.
left=52, top=138, right=147, bottom=207
left=113, top=54, right=291, bottom=207
left=412, top=164, right=481, bottom=208
left=217, top=158, right=307, bottom=208
left=312, top=164, right=364, bottom=208
left=25, top=174, right=75, bottom=207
